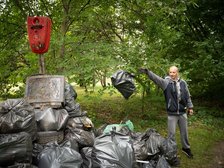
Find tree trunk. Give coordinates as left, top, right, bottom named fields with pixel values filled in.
left=58, top=1, right=71, bottom=68
left=100, top=70, right=107, bottom=88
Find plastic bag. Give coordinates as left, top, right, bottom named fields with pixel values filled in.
left=80, top=147, right=93, bottom=168
left=111, top=70, right=136, bottom=99
left=32, top=143, right=45, bottom=166
left=94, top=123, right=108, bottom=137
left=135, top=160, right=154, bottom=168
left=64, top=82, right=78, bottom=112
left=67, top=115, right=94, bottom=130
left=7, top=163, right=37, bottom=168
left=133, top=137, right=149, bottom=160
left=66, top=102, right=83, bottom=117
left=132, top=129, right=165, bottom=160
left=160, top=134, right=178, bottom=166
left=145, top=129, right=165, bottom=156
left=0, top=98, right=37, bottom=140
left=38, top=142, right=83, bottom=168
left=156, top=156, right=171, bottom=168
left=64, top=82, right=77, bottom=101
left=0, top=98, right=25, bottom=113
left=35, top=107, right=69, bottom=131
left=0, top=132, right=33, bottom=167
left=65, top=128, right=95, bottom=148
left=103, top=120, right=134, bottom=134
left=92, top=132, right=135, bottom=168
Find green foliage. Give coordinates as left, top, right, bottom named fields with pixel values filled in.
left=164, top=0, right=224, bottom=103
left=0, top=0, right=224, bottom=104
left=189, top=110, right=224, bottom=129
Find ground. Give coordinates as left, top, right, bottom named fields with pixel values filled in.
left=209, top=140, right=224, bottom=168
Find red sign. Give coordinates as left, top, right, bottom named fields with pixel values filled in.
left=27, top=16, right=52, bottom=54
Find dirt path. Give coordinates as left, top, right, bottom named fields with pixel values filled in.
left=208, top=140, right=224, bottom=168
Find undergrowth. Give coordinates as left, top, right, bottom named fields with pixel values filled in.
left=75, top=86, right=224, bottom=168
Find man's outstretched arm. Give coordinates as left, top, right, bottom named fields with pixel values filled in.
left=139, top=68, right=168, bottom=90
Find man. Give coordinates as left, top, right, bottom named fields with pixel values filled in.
left=139, top=66, right=194, bottom=158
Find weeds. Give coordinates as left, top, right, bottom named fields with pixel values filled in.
left=76, top=86, right=224, bottom=168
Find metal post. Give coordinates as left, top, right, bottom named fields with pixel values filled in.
left=39, top=54, right=45, bottom=74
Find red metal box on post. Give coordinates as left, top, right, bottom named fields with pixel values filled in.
left=27, top=16, right=52, bottom=54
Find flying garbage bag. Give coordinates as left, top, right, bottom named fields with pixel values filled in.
left=111, top=70, right=136, bottom=99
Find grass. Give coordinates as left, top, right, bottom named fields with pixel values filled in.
left=176, top=126, right=224, bottom=168
left=1, top=85, right=223, bottom=167
left=75, top=85, right=224, bottom=168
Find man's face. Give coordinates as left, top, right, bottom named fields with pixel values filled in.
left=169, top=67, right=178, bottom=80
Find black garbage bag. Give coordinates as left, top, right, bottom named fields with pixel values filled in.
left=0, top=99, right=37, bottom=139
left=35, top=107, right=69, bottom=131
left=145, top=129, right=165, bottom=157
left=111, top=70, right=136, bottom=99
left=7, top=163, right=38, bottom=168
left=156, top=156, right=171, bottom=168
left=0, top=98, right=25, bottom=113
left=132, top=135, right=149, bottom=160
left=66, top=116, right=84, bottom=129
left=33, top=141, right=79, bottom=166
left=64, top=138, right=79, bottom=152
left=65, top=82, right=77, bottom=101
left=134, top=160, right=154, bottom=168
left=0, top=132, right=33, bottom=167
left=38, top=142, right=83, bottom=168
left=64, top=82, right=78, bottom=113
left=160, top=134, right=178, bottom=166
left=142, top=162, right=154, bottom=168
left=80, top=147, right=93, bottom=168
left=32, top=143, right=45, bottom=166
left=66, top=115, right=94, bottom=130
left=92, top=131, right=135, bottom=168
left=94, top=123, right=108, bottom=137
left=65, top=128, right=95, bottom=148
left=132, top=129, right=165, bottom=160
left=66, top=102, right=83, bottom=117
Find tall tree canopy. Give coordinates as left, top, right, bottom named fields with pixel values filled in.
left=0, top=0, right=223, bottom=103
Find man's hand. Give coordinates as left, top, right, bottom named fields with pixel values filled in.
left=188, top=109, right=194, bottom=116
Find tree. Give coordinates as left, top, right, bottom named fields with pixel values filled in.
left=164, top=0, right=224, bottom=102
left=0, top=0, right=223, bottom=104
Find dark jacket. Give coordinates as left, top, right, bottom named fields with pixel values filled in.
left=145, top=70, right=193, bottom=115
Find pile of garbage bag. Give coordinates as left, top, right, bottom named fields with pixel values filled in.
left=0, top=82, right=179, bottom=168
